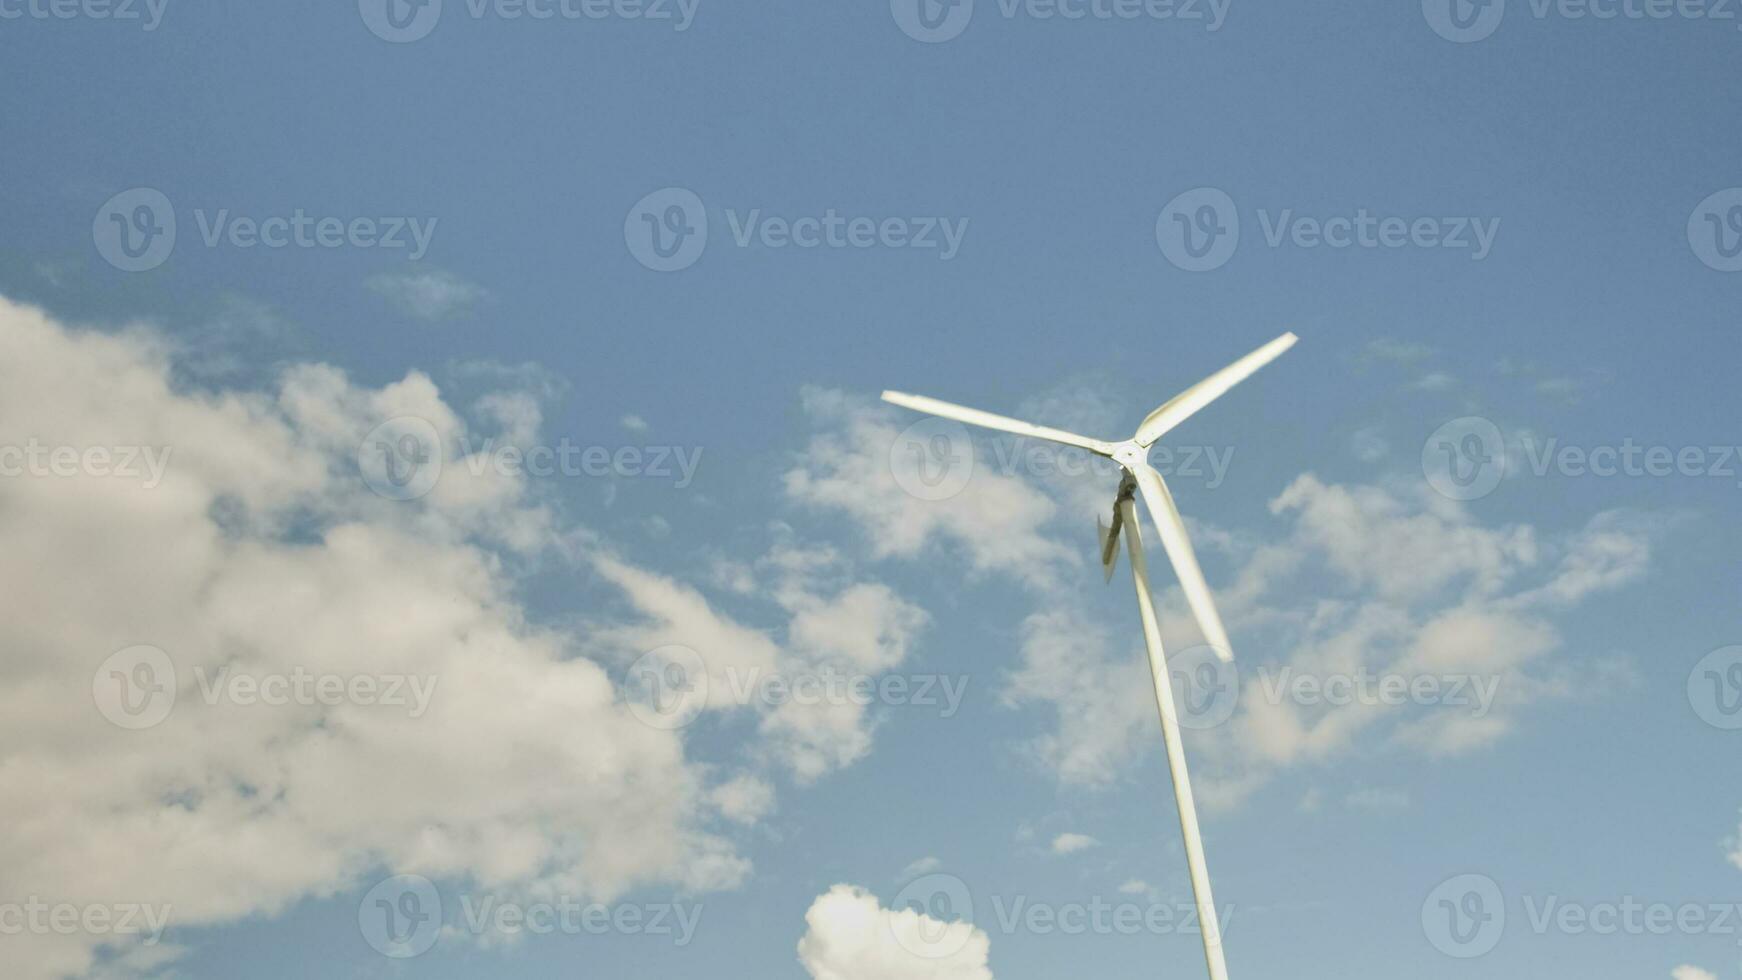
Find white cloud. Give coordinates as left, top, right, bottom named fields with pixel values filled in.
left=1351, top=426, right=1389, bottom=463
left=1001, top=607, right=1155, bottom=787
left=366, top=268, right=486, bottom=320
left=784, top=387, right=1074, bottom=589
left=1117, top=878, right=1150, bottom=895
left=782, top=377, right=1655, bottom=798
left=710, top=774, right=776, bottom=825
left=622, top=413, right=650, bottom=433
left=797, top=884, right=992, bottom=980
left=1269, top=475, right=1539, bottom=603
left=0, top=296, right=758, bottom=980
left=1050, top=832, right=1099, bottom=855
left=1672, top=967, right=1717, bottom=980
left=586, top=531, right=929, bottom=783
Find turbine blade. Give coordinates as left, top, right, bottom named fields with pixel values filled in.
left=1131, top=464, right=1233, bottom=661
left=882, top=391, right=1115, bottom=456
left=1133, top=332, right=1298, bottom=447
left=1098, top=507, right=1124, bottom=583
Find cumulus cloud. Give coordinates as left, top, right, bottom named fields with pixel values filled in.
left=586, top=535, right=930, bottom=783
left=1002, top=607, right=1156, bottom=787
left=710, top=774, right=777, bottom=825
left=1050, top=832, right=1099, bottom=855
left=366, top=268, right=486, bottom=320
left=1672, top=967, right=1716, bottom=980
left=0, top=296, right=757, bottom=979
left=797, top=885, right=992, bottom=980
left=783, top=388, right=1656, bottom=799
left=1017, top=475, right=1647, bottom=792
left=784, top=387, right=1074, bottom=589
left=0, top=297, right=930, bottom=979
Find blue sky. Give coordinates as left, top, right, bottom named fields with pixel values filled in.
left=1, top=2, right=1740, bottom=979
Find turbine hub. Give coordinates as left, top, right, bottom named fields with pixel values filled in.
left=1110, top=440, right=1148, bottom=470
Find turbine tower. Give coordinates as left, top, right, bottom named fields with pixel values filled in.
left=883, top=332, right=1298, bottom=980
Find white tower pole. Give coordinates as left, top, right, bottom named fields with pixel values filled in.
left=1118, top=496, right=1230, bottom=980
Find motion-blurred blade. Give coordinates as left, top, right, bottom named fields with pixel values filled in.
left=882, top=391, right=1115, bottom=456
left=1133, top=332, right=1298, bottom=447
left=1130, top=464, right=1233, bottom=661
left=1098, top=506, right=1125, bottom=583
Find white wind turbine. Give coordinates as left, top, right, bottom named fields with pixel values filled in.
left=883, top=332, right=1298, bottom=980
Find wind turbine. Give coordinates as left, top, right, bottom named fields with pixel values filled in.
left=882, top=332, right=1297, bottom=980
